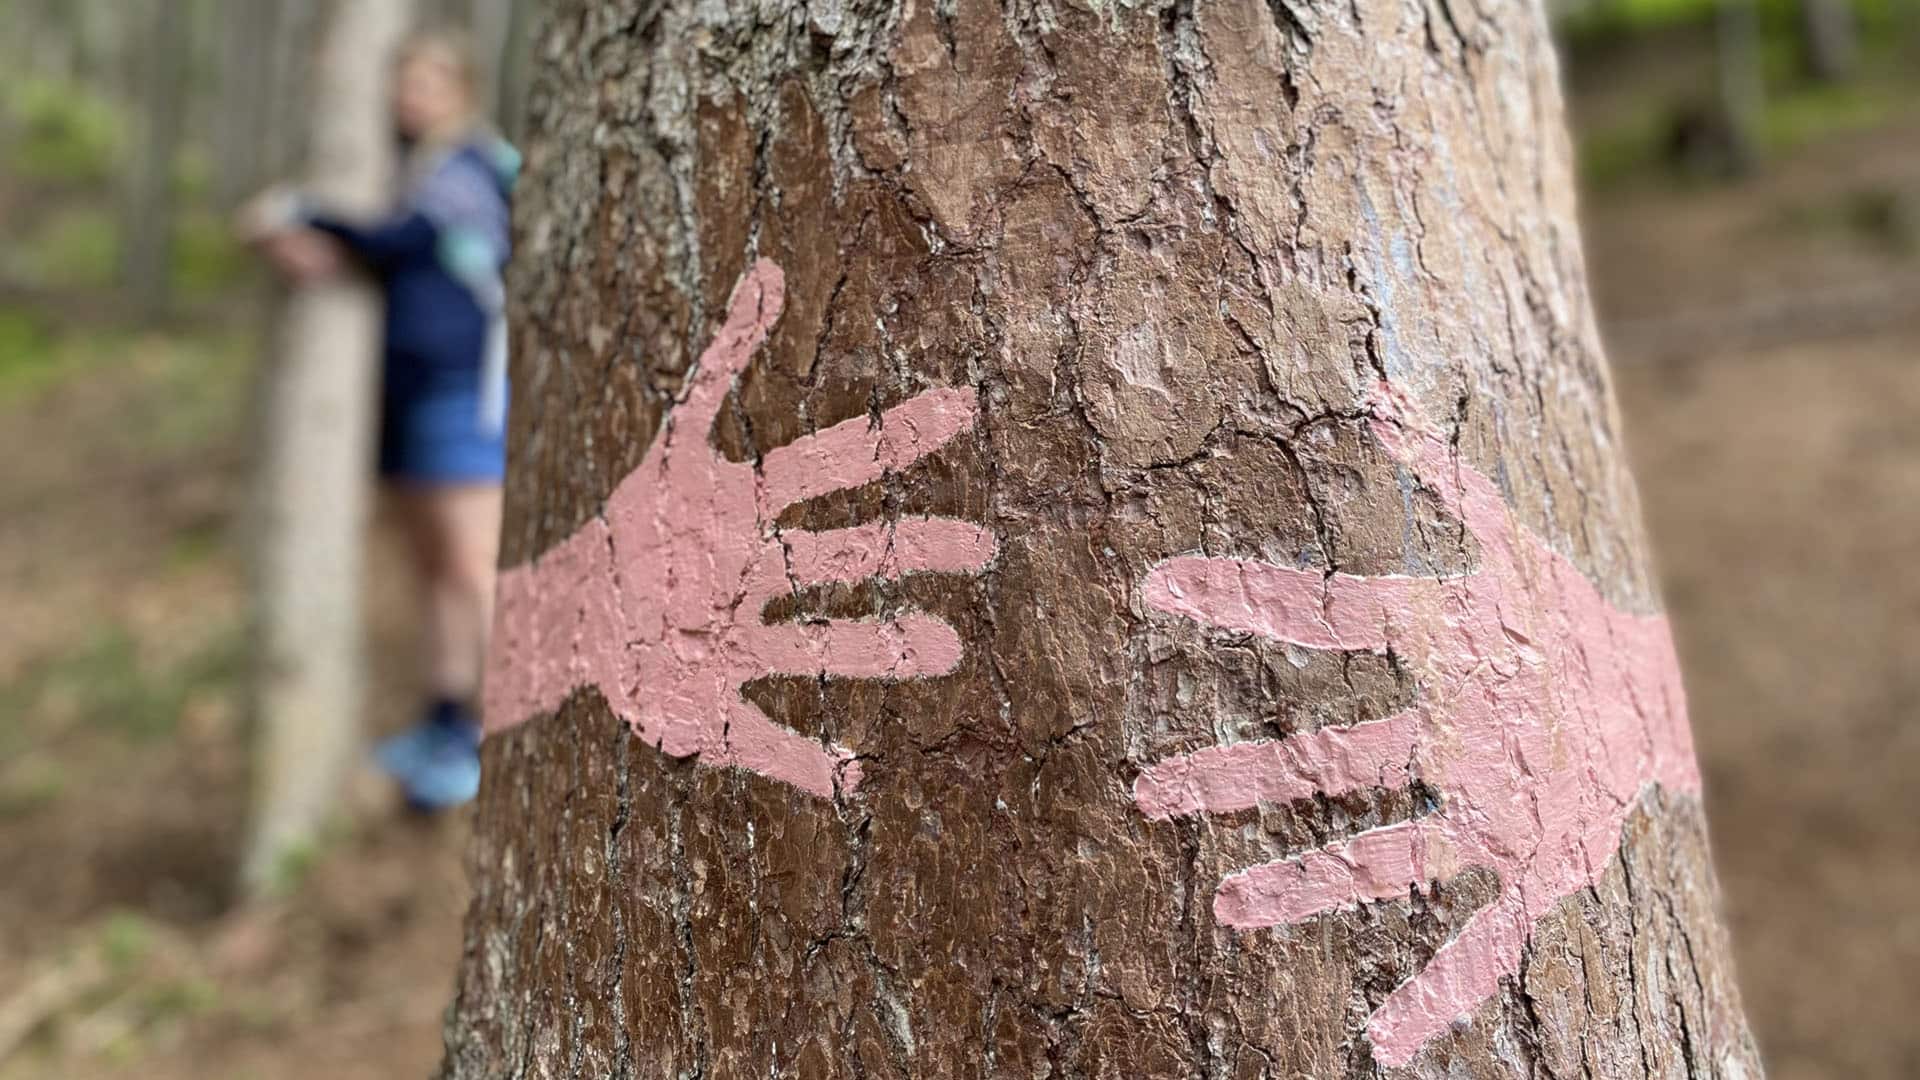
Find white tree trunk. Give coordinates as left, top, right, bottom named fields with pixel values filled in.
left=241, top=0, right=412, bottom=894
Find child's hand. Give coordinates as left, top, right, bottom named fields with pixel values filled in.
left=234, top=186, right=304, bottom=244
left=260, top=229, right=345, bottom=283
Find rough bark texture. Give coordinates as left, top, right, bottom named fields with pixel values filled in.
left=444, top=0, right=1761, bottom=1075
left=241, top=0, right=412, bottom=893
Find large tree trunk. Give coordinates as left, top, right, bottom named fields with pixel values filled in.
left=240, top=0, right=412, bottom=894
left=443, top=1, right=1761, bottom=1075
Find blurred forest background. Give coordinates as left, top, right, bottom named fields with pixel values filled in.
left=1, top=0, right=1917, bottom=1077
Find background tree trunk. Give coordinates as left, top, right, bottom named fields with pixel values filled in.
left=1717, top=0, right=1766, bottom=173
left=120, top=0, right=190, bottom=319
left=443, top=1, right=1760, bottom=1075
left=1798, top=0, right=1857, bottom=82
left=240, top=0, right=412, bottom=894
left=491, top=0, right=535, bottom=143
left=214, top=0, right=284, bottom=208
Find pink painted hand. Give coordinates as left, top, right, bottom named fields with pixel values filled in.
left=483, top=260, right=994, bottom=798
left=1133, top=385, right=1700, bottom=1067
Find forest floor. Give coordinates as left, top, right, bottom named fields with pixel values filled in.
left=4, top=71, right=1919, bottom=1080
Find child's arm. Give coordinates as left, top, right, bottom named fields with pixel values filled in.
left=300, top=209, right=438, bottom=270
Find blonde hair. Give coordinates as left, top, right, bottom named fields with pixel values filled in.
left=395, top=28, right=484, bottom=108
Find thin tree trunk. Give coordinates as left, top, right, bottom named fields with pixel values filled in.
left=491, top=0, right=535, bottom=143
left=263, top=0, right=322, bottom=183
left=1718, top=0, right=1766, bottom=173
left=240, top=0, right=411, bottom=895
left=1799, top=0, right=1857, bottom=82
left=443, top=1, right=1761, bottom=1075
left=120, top=0, right=191, bottom=319
left=214, top=0, right=282, bottom=207
left=466, top=0, right=514, bottom=122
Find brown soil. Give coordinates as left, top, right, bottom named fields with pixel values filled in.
left=2, top=112, right=1917, bottom=1080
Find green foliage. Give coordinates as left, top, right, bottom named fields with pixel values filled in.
left=1575, top=27, right=1920, bottom=191
left=1560, top=0, right=1718, bottom=43
left=4, top=76, right=122, bottom=187
left=5, top=203, right=247, bottom=299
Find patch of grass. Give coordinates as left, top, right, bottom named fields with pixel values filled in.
left=1770, top=183, right=1920, bottom=251
left=12, top=204, right=117, bottom=289
left=142, top=974, right=220, bottom=1020
left=173, top=209, right=249, bottom=299
left=0, top=305, right=119, bottom=402
left=0, top=300, right=258, bottom=455
left=144, top=324, right=255, bottom=452
left=0, top=307, right=56, bottom=388
left=1578, top=103, right=1675, bottom=190
left=266, top=841, right=323, bottom=899
left=0, top=758, right=68, bottom=819
left=99, top=911, right=156, bottom=971
left=1762, top=78, right=1898, bottom=152
left=0, top=623, right=247, bottom=745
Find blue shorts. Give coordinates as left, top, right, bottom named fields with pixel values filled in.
left=379, top=379, right=506, bottom=485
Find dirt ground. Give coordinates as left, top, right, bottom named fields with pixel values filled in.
left=3, top=111, right=1918, bottom=1080
left=1594, top=120, right=1920, bottom=1080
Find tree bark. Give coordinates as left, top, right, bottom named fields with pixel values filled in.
left=240, top=0, right=412, bottom=894
left=444, top=1, right=1761, bottom=1076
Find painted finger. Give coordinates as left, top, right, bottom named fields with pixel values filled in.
left=673, top=258, right=786, bottom=440
left=760, top=386, right=978, bottom=513
left=1142, top=556, right=1429, bottom=651
left=1364, top=891, right=1530, bottom=1067
left=780, top=518, right=998, bottom=587
left=1132, top=708, right=1422, bottom=820
left=1212, top=815, right=1456, bottom=928
left=716, top=698, right=856, bottom=798
left=753, top=612, right=966, bottom=681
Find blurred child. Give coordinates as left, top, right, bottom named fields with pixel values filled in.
left=243, top=30, right=518, bottom=810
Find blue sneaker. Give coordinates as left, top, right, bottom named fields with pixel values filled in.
left=375, top=699, right=481, bottom=811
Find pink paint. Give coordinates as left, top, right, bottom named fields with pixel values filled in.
left=1134, top=383, right=1699, bottom=1067
left=483, top=260, right=995, bottom=797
